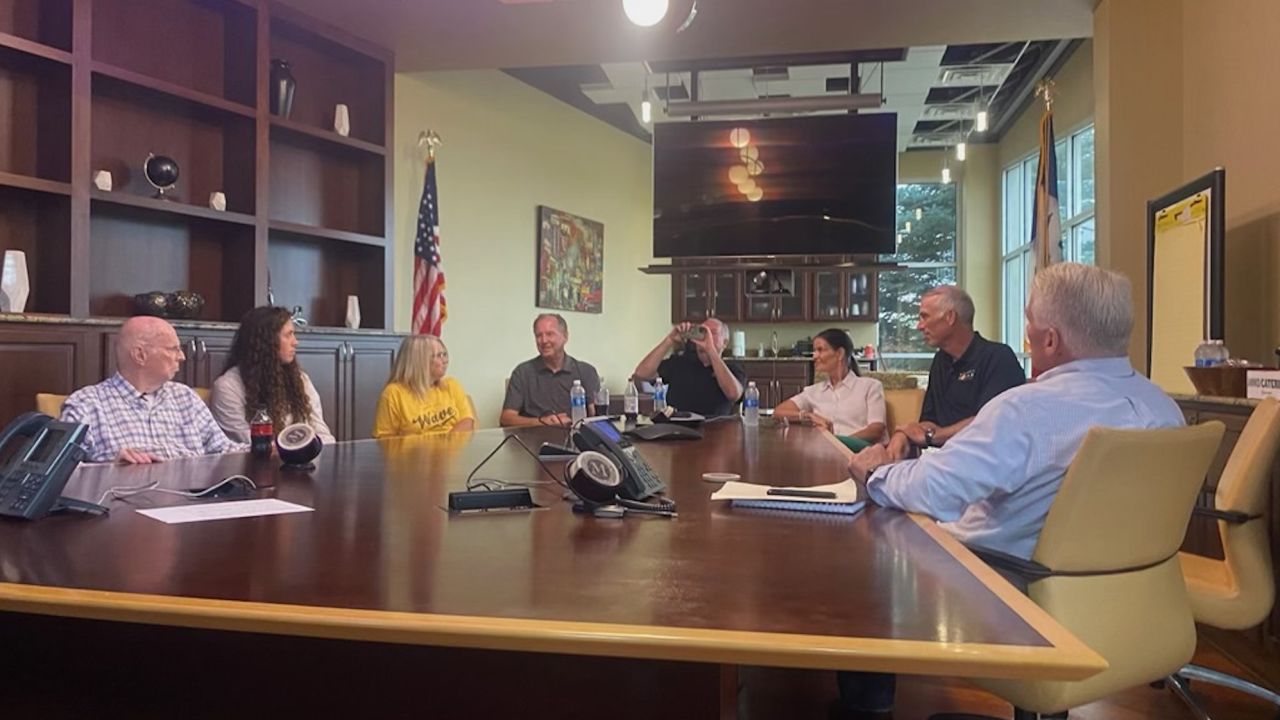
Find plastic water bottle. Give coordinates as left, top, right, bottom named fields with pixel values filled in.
left=570, top=380, right=587, bottom=424
left=250, top=406, right=273, bottom=457
left=1214, top=339, right=1231, bottom=365
left=743, top=381, right=760, bottom=427
left=624, top=379, right=640, bottom=424
left=1194, top=339, right=1215, bottom=368
left=653, top=376, right=668, bottom=413
left=595, top=381, right=610, bottom=415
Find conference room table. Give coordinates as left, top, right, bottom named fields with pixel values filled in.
left=0, top=420, right=1104, bottom=718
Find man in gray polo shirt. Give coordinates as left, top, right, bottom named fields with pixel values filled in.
left=500, top=313, right=601, bottom=427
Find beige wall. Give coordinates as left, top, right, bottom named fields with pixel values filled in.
left=999, top=41, right=1094, bottom=168
left=898, top=146, right=1002, bottom=340
left=1181, top=0, right=1280, bottom=364
left=1095, top=0, right=1280, bottom=366
left=393, top=70, right=668, bottom=424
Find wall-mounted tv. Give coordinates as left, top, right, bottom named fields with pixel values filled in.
left=653, top=113, right=898, bottom=257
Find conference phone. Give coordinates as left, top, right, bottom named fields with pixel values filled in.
left=572, top=419, right=666, bottom=501
left=0, top=412, right=101, bottom=519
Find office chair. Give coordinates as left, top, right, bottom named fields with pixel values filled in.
left=1168, top=398, right=1280, bottom=716
left=35, top=393, right=68, bottom=417
left=882, top=387, right=924, bottom=436
left=932, top=421, right=1225, bottom=720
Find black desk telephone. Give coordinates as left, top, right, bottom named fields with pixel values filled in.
left=0, top=412, right=100, bottom=519
left=572, top=419, right=666, bottom=500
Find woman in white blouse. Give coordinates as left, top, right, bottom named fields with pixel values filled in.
left=773, top=328, right=886, bottom=448
left=211, top=306, right=335, bottom=444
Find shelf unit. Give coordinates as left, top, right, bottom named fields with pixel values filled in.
left=0, top=0, right=394, bottom=329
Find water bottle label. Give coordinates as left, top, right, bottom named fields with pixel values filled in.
left=571, top=395, right=586, bottom=408
left=745, top=398, right=759, bottom=409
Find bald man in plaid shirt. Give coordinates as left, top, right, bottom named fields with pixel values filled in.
left=61, top=316, right=247, bottom=464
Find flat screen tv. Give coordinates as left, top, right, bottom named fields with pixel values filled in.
left=652, top=113, right=898, bottom=257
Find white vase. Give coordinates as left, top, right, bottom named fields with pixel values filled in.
left=334, top=104, right=350, bottom=137
left=345, top=295, right=361, bottom=329
left=1, top=250, right=30, bottom=313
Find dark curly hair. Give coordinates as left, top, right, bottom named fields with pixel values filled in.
left=222, top=306, right=312, bottom=433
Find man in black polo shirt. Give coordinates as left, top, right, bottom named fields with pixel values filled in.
left=500, top=313, right=600, bottom=427
left=633, top=318, right=746, bottom=417
left=886, top=285, right=1025, bottom=460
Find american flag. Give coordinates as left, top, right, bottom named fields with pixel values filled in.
left=413, top=158, right=446, bottom=335
left=1031, top=103, right=1062, bottom=273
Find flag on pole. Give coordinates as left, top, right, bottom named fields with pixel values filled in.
left=412, top=158, right=447, bottom=336
left=1031, top=99, right=1062, bottom=272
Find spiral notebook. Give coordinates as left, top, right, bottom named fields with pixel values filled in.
left=711, top=478, right=866, bottom=516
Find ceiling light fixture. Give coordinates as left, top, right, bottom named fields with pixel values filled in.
left=729, top=127, right=751, bottom=148
left=941, top=164, right=952, bottom=185
left=914, top=207, right=923, bottom=221
left=728, top=165, right=749, bottom=185
left=746, top=186, right=763, bottom=202
left=641, top=73, right=651, bottom=124
left=623, top=0, right=668, bottom=27
left=955, top=141, right=967, bottom=161
left=904, top=220, right=912, bottom=234
left=665, top=93, right=880, bottom=118
left=974, top=109, right=989, bottom=133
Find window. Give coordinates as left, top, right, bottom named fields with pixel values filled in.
left=1001, top=123, right=1095, bottom=357
left=877, top=183, right=958, bottom=371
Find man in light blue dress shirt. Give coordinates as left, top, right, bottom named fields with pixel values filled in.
left=833, top=263, right=1185, bottom=718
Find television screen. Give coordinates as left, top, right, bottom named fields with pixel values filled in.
left=653, top=113, right=898, bottom=257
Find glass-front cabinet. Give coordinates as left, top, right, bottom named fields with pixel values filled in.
left=812, top=270, right=877, bottom=322
left=673, top=272, right=740, bottom=322
left=744, top=272, right=808, bottom=322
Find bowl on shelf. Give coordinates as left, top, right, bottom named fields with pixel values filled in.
left=133, top=291, right=169, bottom=317
left=166, top=291, right=205, bottom=319
left=1184, top=365, right=1249, bottom=398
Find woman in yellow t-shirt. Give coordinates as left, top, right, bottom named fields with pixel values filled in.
left=372, top=335, right=475, bottom=437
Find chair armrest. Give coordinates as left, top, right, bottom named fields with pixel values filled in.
left=967, top=544, right=1054, bottom=581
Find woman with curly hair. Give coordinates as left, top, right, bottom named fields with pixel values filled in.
left=211, top=306, right=335, bottom=444
left=372, top=334, right=475, bottom=437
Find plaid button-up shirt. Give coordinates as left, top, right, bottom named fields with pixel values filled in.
left=60, top=374, right=247, bottom=462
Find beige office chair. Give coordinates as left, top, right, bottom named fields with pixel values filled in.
left=882, top=388, right=924, bottom=435
left=1168, top=398, right=1280, bottom=715
left=934, top=421, right=1225, bottom=720
left=35, top=393, right=68, bottom=417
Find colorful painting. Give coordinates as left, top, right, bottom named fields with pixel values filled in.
left=536, top=206, right=603, bottom=314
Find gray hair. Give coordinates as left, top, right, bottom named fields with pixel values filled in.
left=533, top=313, right=568, bottom=335
left=1028, top=263, right=1133, bottom=358
left=922, top=285, right=975, bottom=326
left=705, top=317, right=729, bottom=349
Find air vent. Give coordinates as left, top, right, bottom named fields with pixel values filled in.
left=937, top=65, right=1011, bottom=87
left=825, top=77, right=851, bottom=93
left=922, top=103, right=977, bottom=120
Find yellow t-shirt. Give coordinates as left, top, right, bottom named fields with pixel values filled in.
left=372, top=378, right=474, bottom=437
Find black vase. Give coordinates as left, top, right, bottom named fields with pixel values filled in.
left=270, top=59, right=296, bottom=118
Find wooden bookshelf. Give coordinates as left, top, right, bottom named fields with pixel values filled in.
left=0, top=0, right=394, bottom=330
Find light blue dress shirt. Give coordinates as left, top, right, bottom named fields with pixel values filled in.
left=866, top=357, right=1185, bottom=559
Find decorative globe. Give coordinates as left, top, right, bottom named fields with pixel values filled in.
left=144, top=154, right=180, bottom=198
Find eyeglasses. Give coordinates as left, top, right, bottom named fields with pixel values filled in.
left=432, top=351, right=449, bottom=359
left=147, top=344, right=184, bottom=356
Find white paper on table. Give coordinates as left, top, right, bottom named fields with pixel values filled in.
left=136, top=499, right=314, bottom=524
left=710, top=478, right=860, bottom=504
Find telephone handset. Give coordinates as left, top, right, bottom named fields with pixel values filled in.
left=572, top=419, right=666, bottom=501
left=0, top=412, right=101, bottom=519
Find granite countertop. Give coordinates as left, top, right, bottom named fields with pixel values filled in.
left=736, top=356, right=815, bottom=362
left=1168, top=392, right=1260, bottom=408
left=0, top=312, right=404, bottom=336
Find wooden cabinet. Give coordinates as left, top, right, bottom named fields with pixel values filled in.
left=102, top=328, right=235, bottom=389
left=744, top=272, right=808, bottom=322
left=812, top=270, right=877, bottom=322
left=0, top=325, right=100, bottom=425
left=672, top=272, right=740, bottom=323
left=294, top=333, right=399, bottom=440
left=740, top=360, right=813, bottom=409
left=1177, top=398, right=1280, bottom=691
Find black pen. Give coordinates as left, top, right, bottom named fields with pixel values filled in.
left=766, top=488, right=837, bottom=499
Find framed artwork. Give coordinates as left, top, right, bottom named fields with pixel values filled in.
left=1146, top=168, right=1226, bottom=393
left=536, top=205, right=604, bottom=314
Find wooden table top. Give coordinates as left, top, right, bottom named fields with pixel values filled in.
left=0, top=421, right=1105, bottom=680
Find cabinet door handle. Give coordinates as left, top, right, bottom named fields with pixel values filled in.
left=197, top=339, right=207, bottom=355
left=185, top=339, right=198, bottom=358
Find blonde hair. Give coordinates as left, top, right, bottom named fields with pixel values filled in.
left=390, top=335, right=447, bottom=397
